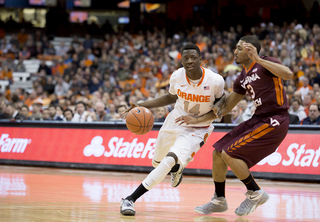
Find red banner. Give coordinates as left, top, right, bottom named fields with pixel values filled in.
left=0, top=127, right=319, bottom=175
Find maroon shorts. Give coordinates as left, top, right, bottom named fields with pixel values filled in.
left=214, top=111, right=289, bottom=168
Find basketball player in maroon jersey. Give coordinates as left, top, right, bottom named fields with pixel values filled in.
left=176, top=35, right=293, bottom=216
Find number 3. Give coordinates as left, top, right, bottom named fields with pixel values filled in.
left=246, top=84, right=255, bottom=100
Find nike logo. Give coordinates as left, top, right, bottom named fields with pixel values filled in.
left=136, top=109, right=141, bottom=114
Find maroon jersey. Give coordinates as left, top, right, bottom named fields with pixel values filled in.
left=233, top=56, right=289, bottom=116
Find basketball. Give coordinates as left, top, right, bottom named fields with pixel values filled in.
left=126, top=107, right=154, bottom=135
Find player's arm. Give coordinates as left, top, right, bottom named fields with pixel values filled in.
left=137, top=93, right=177, bottom=109
left=243, top=43, right=293, bottom=80
left=220, top=91, right=245, bottom=116
left=124, top=93, right=177, bottom=117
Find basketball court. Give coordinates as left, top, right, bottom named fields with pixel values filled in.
left=0, top=165, right=319, bottom=222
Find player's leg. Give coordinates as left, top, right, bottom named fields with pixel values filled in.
left=194, top=119, right=260, bottom=215
left=170, top=126, right=213, bottom=188
left=194, top=150, right=229, bottom=214
left=120, top=155, right=177, bottom=215
left=167, top=151, right=184, bottom=187
left=221, top=114, right=289, bottom=216
left=120, top=130, right=176, bottom=216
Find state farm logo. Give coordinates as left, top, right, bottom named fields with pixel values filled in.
left=0, top=134, right=32, bottom=153
left=258, top=143, right=320, bottom=167
left=83, top=136, right=156, bottom=159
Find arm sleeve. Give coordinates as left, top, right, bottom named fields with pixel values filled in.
left=261, top=56, right=282, bottom=77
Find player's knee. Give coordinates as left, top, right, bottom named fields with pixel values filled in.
left=162, top=156, right=176, bottom=168
left=220, top=150, right=231, bottom=162
left=152, top=159, right=160, bottom=168
left=166, top=152, right=178, bottom=164
left=212, top=150, right=222, bottom=160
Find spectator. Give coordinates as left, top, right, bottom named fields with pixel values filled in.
left=17, top=28, right=28, bottom=48
left=154, top=106, right=167, bottom=122
left=289, top=113, right=300, bottom=124
left=230, top=105, right=244, bottom=124
left=24, top=90, right=39, bottom=109
left=19, top=46, right=31, bottom=60
left=0, top=65, right=13, bottom=83
left=48, top=104, right=63, bottom=121
left=238, top=99, right=251, bottom=121
left=289, top=99, right=307, bottom=121
left=14, top=59, right=26, bottom=72
left=72, top=101, right=93, bottom=122
left=225, top=69, right=239, bottom=90
left=107, top=103, right=118, bottom=119
left=42, top=108, right=51, bottom=120
left=56, top=105, right=64, bottom=119
left=297, top=77, right=313, bottom=100
left=56, top=41, right=69, bottom=56
left=63, top=108, right=73, bottom=121
left=310, top=64, right=320, bottom=86
left=300, top=104, right=320, bottom=125
left=83, top=34, right=93, bottom=50
left=303, top=94, right=312, bottom=116
left=54, top=76, right=70, bottom=98
left=38, top=59, right=52, bottom=75
left=5, top=103, right=24, bottom=120
left=20, top=105, right=30, bottom=120
left=29, top=103, right=43, bottom=120
left=112, top=105, right=127, bottom=121
left=43, top=43, right=56, bottom=55
left=94, top=101, right=111, bottom=121
left=88, top=76, right=102, bottom=94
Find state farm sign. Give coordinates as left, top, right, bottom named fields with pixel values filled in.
left=83, top=136, right=156, bottom=159
left=0, top=127, right=319, bottom=176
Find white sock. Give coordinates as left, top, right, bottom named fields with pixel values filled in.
left=142, top=156, right=175, bottom=190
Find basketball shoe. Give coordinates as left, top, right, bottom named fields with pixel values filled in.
left=170, top=166, right=183, bottom=187
left=235, top=189, right=269, bottom=216
left=194, top=193, right=228, bottom=214
left=120, top=198, right=135, bottom=216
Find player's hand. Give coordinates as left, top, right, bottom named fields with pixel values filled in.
left=123, top=102, right=138, bottom=119
left=243, top=43, right=260, bottom=62
left=175, top=115, right=198, bottom=125
left=210, top=105, right=221, bottom=118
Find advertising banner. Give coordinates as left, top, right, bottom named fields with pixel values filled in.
left=0, top=127, right=319, bottom=175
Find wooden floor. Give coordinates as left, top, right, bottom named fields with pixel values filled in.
left=0, top=166, right=319, bottom=222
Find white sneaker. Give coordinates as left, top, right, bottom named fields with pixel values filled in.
left=194, top=193, right=228, bottom=214
left=120, top=198, right=135, bottom=216
left=171, top=166, right=183, bottom=187
left=235, top=189, right=269, bottom=216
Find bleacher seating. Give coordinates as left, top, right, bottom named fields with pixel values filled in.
left=0, top=80, right=9, bottom=92
left=13, top=72, right=30, bottom=82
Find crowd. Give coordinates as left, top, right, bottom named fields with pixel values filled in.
left=0, top=21, right=320, bottom=125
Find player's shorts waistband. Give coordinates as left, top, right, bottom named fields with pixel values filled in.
left=190, top=125, right=210, bottom=129
left=253, top=110, right=289, bottom=119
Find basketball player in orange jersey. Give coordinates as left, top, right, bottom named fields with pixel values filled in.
left=176, top=35, right=293, bottom=216
left=120, top=43, right=226, bottom=216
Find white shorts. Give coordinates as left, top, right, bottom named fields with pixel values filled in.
left=153, top=112, right=214, bottom=167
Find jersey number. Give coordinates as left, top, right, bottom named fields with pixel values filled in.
left=184, top=101, right=200, bottom=116
left=246, top=84, right=255, bottom=99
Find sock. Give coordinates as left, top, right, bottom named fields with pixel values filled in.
left=170, top=163, right=180, bottom=173
left=142, top=156, right=175, bottom=190
left=126, top=184, right=148, bottom=202
left=214, top=181, right=226, bottom=198
left=241, top=174, right=260, bottom=191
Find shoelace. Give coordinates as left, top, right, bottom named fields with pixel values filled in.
left=200, top=201, right=215, bottom=210
left=124, top=200, right=134, bottom=207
